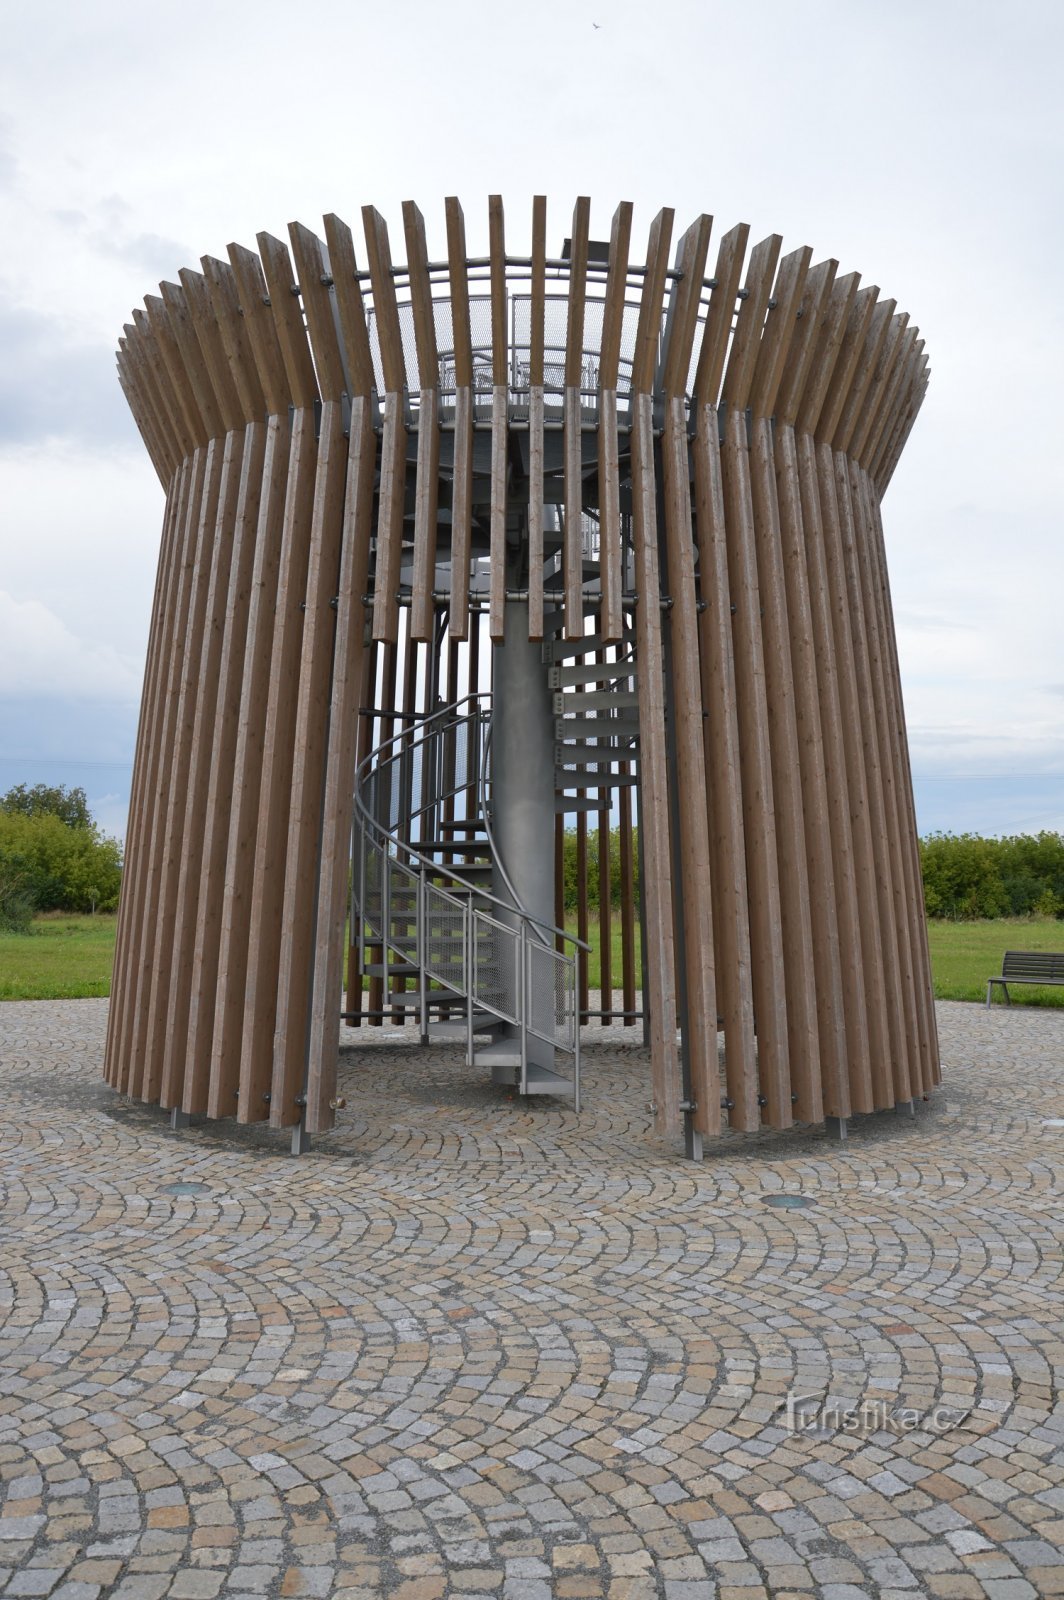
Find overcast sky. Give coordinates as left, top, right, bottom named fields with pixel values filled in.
left=1, top=0, right=1061, bottom=841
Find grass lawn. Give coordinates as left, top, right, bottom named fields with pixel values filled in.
left=0, top=912, right=118, bottom=1000
left=2, top=910, right=1063, bottom=1009
left=926, top=915, right=1064, bottom=1006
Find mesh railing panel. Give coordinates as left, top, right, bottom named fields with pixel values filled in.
left=527, top=939, right=577, bottom=1054
left=473, top=911, right=519, bottom=1024
left=422, top=882, right=467, bottom=993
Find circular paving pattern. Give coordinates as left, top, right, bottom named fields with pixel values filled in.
left=1, top=999, right=1064, bottom=1598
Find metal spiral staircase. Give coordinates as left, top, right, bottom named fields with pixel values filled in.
left=350, top=619, right=640, bottom=1109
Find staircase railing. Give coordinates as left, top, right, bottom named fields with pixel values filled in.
left=352, top=693, right=586, bottom=1106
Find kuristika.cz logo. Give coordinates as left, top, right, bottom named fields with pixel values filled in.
left=782, top=1392, right=971, bottom=1437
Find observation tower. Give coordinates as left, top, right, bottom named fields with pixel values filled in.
left=106, top=194, right=938, bottom=1158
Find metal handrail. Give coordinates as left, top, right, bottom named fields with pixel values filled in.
left=354, top=692, right=590, bottom=954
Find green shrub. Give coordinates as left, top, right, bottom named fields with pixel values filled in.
left=0, top=811, right=122, bottom=915
left=0, top=867, right=35, bottom=933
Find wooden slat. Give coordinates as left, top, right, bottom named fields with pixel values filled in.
left=144, top=292, right=207, bottom=451
left=362, top=209, right=406, bottom=646
left=527, top=195, right=547, bottom=641
left=748, top=246, right=812, bottom=421
left=488, top=196, right=508, bottom=641
left=796, top=271, right=860, bottom=436
left=818, top=284, right=880, bottom=446
left=179, top=268, right=244, bottom=433
left=849, top=313, right=910, bottom=467
left=137, top=436, right=228, bottom=1100
left=692, top=224, right=749, bottom=407
left=659, top=213, right=720, bottom=1136
left=692, top=405, right=758, bottom=1122
left=833, top=295, right=895, bottom=453
left=345, top=635, right=379, bottom=1027
left=403, top=201, right=441, bottom=642
left=271, top=398, right=349, bottom=1125
left=862, top=473, right=940, bottom=1092
left=207, top=414, right=291, bottom=1117
left=133, top=305, right=195, bottom=462
left=160, top=277, right=225, bottom=440
left=595, top=649, right=613, bottom=1021
left=201, top=255, right=266, bottom=422
left=227, top=243, right=291, bottom=416
left=104, top=465, right=187, bottom=1085
left=181, top=421, right=268, bottom=1113
left=157, top=427, right=245, bottom=1109
left=619, top=750, right=636, bottom=1025
left=791, top=427, right=873, bottom=1113
left=258, top=232, right=320, bottom=411
left=597, top=200, right=633, bottom=645
left=719, top=405, right=789, bottom=1131
left=124, top=448, right=209, bottom=1099
left=116, top=347, right=170, bottom=483
left=721, top=234, right=782, bottom=414
left=832, top=454, right=911, bottom=1102
left=847, top=459, right=924, bottom=1102
left=775, top=260, right=838, bottom=429
left=238, top=406, right=319, bottom=1118
left=628, top=206, right=681, bottom=1139
left=445, top=199, right=474, bottom=638
left=289, top=221, right=347, bottom=402
left=563, top=197, right=591, bottom=641
left=121, top=321, right=181, bottom=471
left=771, top=419, right=849, bottom=1121
left=815, top=441, right=896, bottom=1108
left=321, top=214, right=375, bottom=399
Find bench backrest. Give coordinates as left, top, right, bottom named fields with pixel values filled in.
left=1002, top=949, right=1064, bottom=983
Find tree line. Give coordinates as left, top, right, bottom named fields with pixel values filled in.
left=3, top=785, right=1063, bottom=931
left=0, top=785, right=123, bottom=931
left=560, top=827, right=1064, bottom=921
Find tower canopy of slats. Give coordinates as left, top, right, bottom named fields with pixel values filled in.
left=106, top=194, right=938, bottom=1148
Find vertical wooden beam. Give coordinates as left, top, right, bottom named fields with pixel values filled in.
left=403, top=201, right=442, bottom=643
left=125, top=445, right=210, bottom=1100
left=629, top=206, right=681, bottom=1139
left=445, top=198, right=474, bottom=639
left=271, top=219, right=353, bottom=1129
left=814, top=440, right=895, bottom=1109
left=181, top=420, right=268, bottom=1114
left=527, top=195, right=547, bottom=642
left=716, top=233, right=797, bottom=1130
left=596, top=647, right=613, bottom=1023
left=149, top=430, right=241, bottom=1110
left=104, top=463, right=188, bottom=1088
left=659, top=213, right=720, bottom=1137
left=597, top=201, right=633, bottom=645
left=363, top=206, right=407, bottom=646
left=563, top=196, right=591, bottom=641
left=488, top=195, right=508, bottom=641
left=207, top=409, right=292, bottom=1118
left=746, top=246, right=827, bottom=1126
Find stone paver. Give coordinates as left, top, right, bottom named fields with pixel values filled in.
left=1, top=997, right=1063, bottom=1597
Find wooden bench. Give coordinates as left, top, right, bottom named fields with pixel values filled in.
left=986, top=949, right=1064, bottom=1007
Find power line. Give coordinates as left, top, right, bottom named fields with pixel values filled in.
left=0, top=757, right=133, bottom=769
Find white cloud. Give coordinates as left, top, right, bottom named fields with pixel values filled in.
left=0, top=590, right=142, bottom=701
left=0, top=0, right=1061, bottom=837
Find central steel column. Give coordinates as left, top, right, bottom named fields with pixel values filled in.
left=489, top=597, right=557, bottom=1076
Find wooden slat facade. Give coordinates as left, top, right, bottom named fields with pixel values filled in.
left=107, top=194, right=938, bottom=1153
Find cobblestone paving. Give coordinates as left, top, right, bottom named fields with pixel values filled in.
left=1, top=999, right=1064, bottom=1598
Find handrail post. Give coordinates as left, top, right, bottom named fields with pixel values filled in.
left=466, top=900, right=475, bottom=1067
left=519, top=921, right=528, bottom=1096
left=417, top=869, right=428, bottom=1045
left=356, top=815, right=367, bottom=1004
left=573, top=949, right=581, bottom=1113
